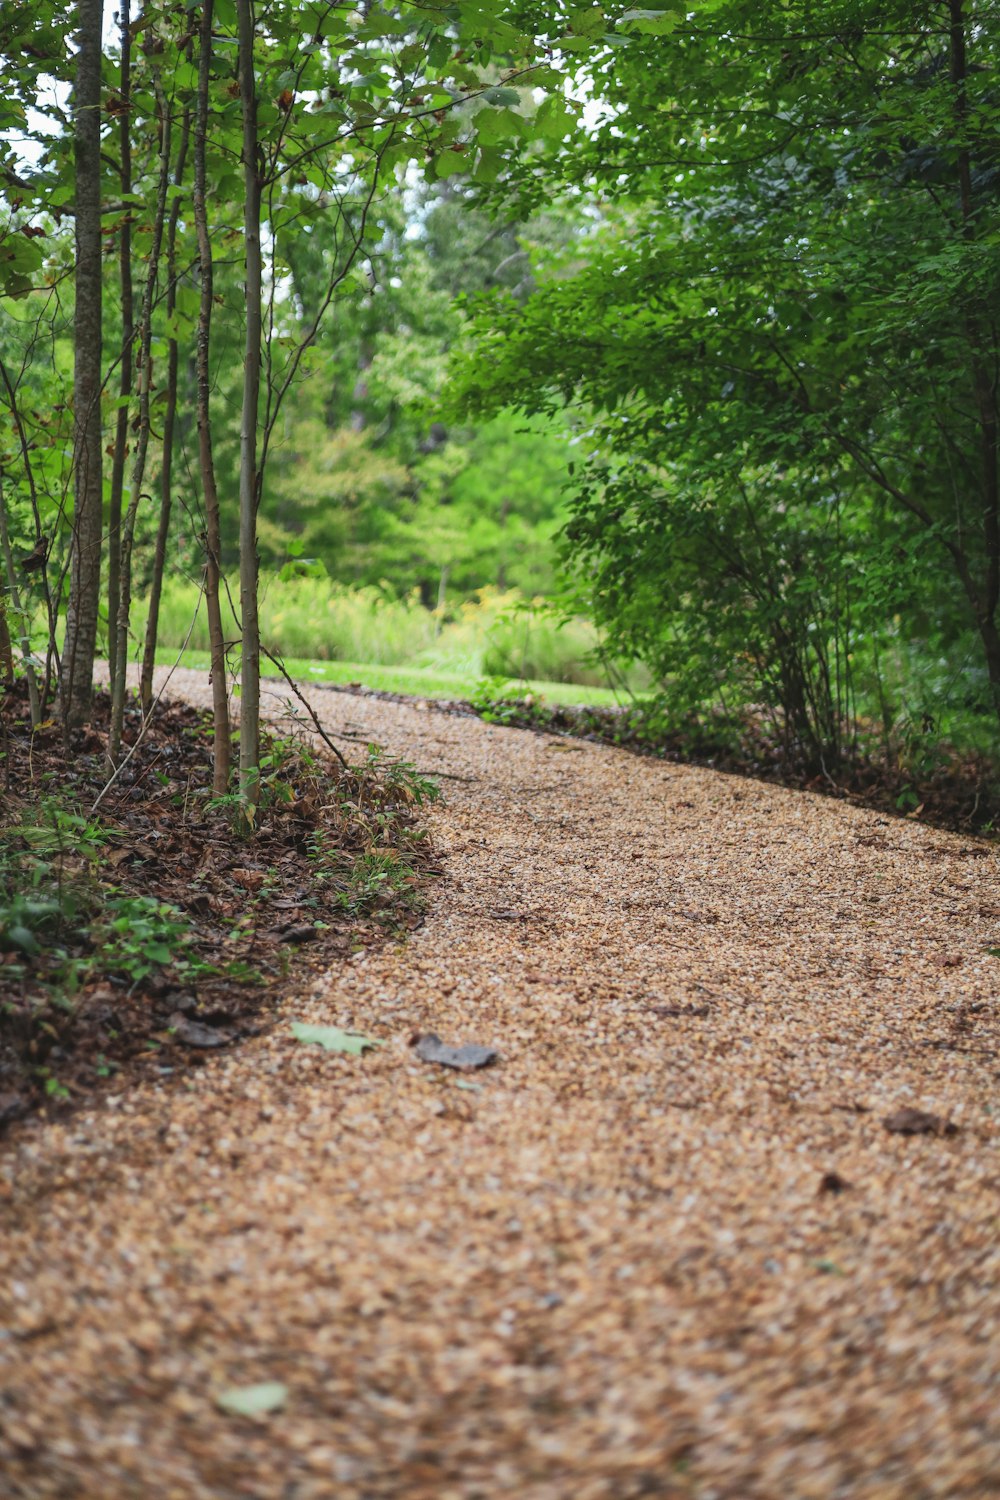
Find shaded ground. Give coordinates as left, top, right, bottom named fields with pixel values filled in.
left=0, top=682, right=435, bottom=1125
left=1, top=668, right=998, bottom=1498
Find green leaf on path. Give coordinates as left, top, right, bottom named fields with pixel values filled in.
left=290, top=1022, right=384, bottom=1055
left=216, top=1381, right=289, bottom=1417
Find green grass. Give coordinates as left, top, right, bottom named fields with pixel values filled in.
left=131, top=576, right=647, bottom=691
left=152, top=647, right=634, bottom=709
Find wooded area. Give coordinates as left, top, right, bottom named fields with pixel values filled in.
left=1, top=6, right=999, bottom=1493
left=1, top=0, right=997, bottom=776
left=1, top=2, right=999, bottom=1046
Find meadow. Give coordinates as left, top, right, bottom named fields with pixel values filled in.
left=137, top=576, right=643, bottom=707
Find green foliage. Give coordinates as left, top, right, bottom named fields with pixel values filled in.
left=137, top=575, right=621, bottom=688
left=0, top=800, right=110, bottom=959
left=454, top=0, right=1000, bottom=766
left=97, top=895, right=193, bottom=984
left=0, top=797, right=198, bottom=992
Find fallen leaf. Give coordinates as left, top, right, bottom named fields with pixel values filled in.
left=412, top=1033, right=498, bottom=1070
left=215, top=1381, right=288, bottom=1417
left=883, top=1107, right=958, bottom=1136
left=277, top=924, right=319, bottom=944
left=169, top=1015, right=231, bottom=1049
left=290, top=1022, right=383, bottom=1055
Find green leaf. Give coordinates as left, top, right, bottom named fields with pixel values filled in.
left=568, top=6, right=605, bottom=36
left=427, top=34, right=452, bottom=70
left=5, top=924, right=39, bottom=956
left=431, top=150, right=469, bottom=180
left=290, top=1022, right=384, bottom=1055
left=216, top=1382, right=289, bottom=1417
left=536, top=97, right=577, bottom=141
left=619, top=8, right=680, bottom=34
left=475, top=108, right=523, bottom=144
left=471, top=146, right=502, bottom=182
left=481, top=86, right=521, bottom=107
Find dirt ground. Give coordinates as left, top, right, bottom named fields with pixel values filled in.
left=1, top=668, right=998, bottom=1499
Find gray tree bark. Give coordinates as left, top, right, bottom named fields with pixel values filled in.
left=61, top=0, right=104, bottom=728
left=194, top=0, right=232, bottom=795
left=237, top=0, right=262, bottom=816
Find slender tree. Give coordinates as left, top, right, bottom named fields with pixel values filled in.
left=140, top=105, right=191, bottom=717
left=61, top=0, right=104, bottom=727
left=108, top=76, right=171, bottom=764
left=193, top=0, right=231, bottom=794
left=107, top=0, right=133, bottom=692
left=236, top=0, right=262, bottom=815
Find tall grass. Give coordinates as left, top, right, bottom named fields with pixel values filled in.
left=131, top=576, right=629, bottom=689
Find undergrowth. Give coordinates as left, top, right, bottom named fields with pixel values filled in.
left=467, top=688, right=1000, bottom=836
left=0, top=684, right=438, bottom=1120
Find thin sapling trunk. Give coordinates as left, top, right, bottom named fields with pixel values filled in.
left=108, top=77, right=171, bottom=764
left=236, top=0, right=262, bottom=818
left=61, top=0, right=104, bottom=728
left=194, top=0, right=231, bottom=795
left=108, top=0, right=133, bottom=691
left=140, top=106, right=191, bottom=716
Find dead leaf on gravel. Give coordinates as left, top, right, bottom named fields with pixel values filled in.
left=290, top=1023, right=383, bottom=1055
left=883, top=1107, right=959, bottom=1136
left=215, top=1382, right=288, bottom=1417
left=169, top=1015, right=232, bottom=1049
left=412, top=1033, right=498, bottom=1070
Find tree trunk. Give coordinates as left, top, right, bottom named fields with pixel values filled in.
left=108, top=76, right=171, bottom=764
left=61, top=0, right=104, bottom=729
left=237, top=0, right=262, bottom=817
left=140, top=107, right=191, bottom=716
left=0, top=473, right=41, bottom=725
left=107, top=0, right=133, bottom=691
left=0, top=353, right=59, bottom=709
left=949, top=0, right=1000, bottom=727
left=194, top=0, right=231, bottom=795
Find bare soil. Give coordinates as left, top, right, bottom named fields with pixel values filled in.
left=1, top=668, right=998, bottom=1499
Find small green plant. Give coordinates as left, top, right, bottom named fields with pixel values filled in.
left=352, top=745, right=439, bottom=808
left=97, top=895, right=194, bottom=984
left=0, top=798, right=114, bottom=959
left=342, top=850, right=418, bottom=912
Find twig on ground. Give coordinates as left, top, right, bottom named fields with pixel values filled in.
left=260, top=646, right=349, bottom=770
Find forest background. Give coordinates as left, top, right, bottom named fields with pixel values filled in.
left=1, top=0, right=998, bottom=798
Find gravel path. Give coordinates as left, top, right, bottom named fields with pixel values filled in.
left=1, top=668, right=998, bottom=1498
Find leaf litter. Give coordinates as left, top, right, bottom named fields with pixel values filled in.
left=0, top=676, right=435, bottom=1123
left=0, top=666, right=998, bottom=1498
